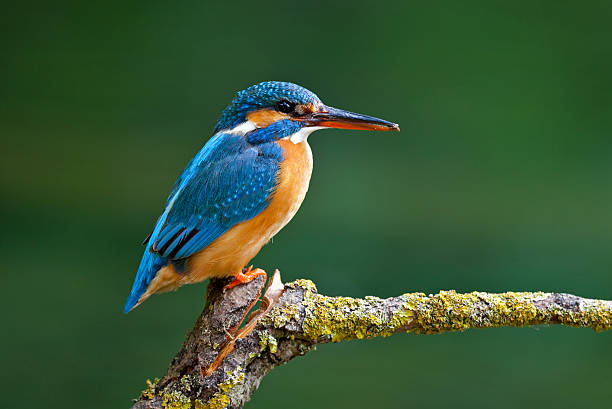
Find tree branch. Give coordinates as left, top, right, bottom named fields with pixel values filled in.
left=131, top=270, right=611, bottom=409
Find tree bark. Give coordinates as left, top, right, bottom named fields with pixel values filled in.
left=130, top=270, right=611, bottom=409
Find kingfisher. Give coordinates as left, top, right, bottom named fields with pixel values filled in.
left=124, top=81, right=399, bottom=312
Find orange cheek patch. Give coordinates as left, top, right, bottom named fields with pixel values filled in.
left=246, top=109, right=291, bottom=128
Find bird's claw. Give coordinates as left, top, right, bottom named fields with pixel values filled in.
left=201, top=270, right=285, bottom=378
left=224, top=265, right=267, bottom=291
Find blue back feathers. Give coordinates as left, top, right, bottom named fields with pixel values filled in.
left=125, top=82, right=315, bottom=312
left=150, top=134, right=283, bottom=261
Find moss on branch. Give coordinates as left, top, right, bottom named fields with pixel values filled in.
left=131, top=274, right=611, bottom=409
left=286, top=285, right=611, bottom=342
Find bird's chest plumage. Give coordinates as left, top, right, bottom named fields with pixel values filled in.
left=266, top=139, right=313, bottom=234
left=186, top=139, right=312, bottom=278
left=232, top=139, right=313, bottom=249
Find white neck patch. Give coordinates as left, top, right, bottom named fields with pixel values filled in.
left=225, top=120, right=257, bottom=135
left=288, top=126, right=325, bottom=144
left=222, top=121, right=324, bottom=144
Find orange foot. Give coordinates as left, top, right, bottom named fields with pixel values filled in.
left=224, top=265, right=267, bottom=291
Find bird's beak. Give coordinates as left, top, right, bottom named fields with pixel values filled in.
left=299, top=105, right=400, bottom=131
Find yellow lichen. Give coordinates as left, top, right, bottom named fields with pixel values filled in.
left=301, top=288, right=611, bottom=340
left=142, top=374, right=201, bottom=409
left=286, top=279, right=317, bottom=293
left=406, top=291, right=543, bottom=334
left=263, top=303, right=301, bottom=328
left=179, top=373, right=197, bottom=392
left=302, top=288, right=414, bottom=342
left=549, top=298, right=611, bottom=331
left=140, top=378, right=159, bottom=400
left=139, top=363, right=249, bottom=409
left=161, top=390, right=191, bottom=409
left=259, top=330, right=278, bottom=353
left=480, top=292, right=542, bottom=327
left=197, top=368, right=246, bottom=409
left=401, top=290, right=611, bottom=334
left=408, top=291, right=469, bottom=334
left=139, top=287, right=609, bottom=409
left=197, top=393, right=230, bottom=409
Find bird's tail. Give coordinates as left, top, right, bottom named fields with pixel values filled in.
left=123, top=250, right=167, bottom=313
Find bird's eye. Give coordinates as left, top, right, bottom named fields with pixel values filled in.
left=277, top=99, right=295, bottom=114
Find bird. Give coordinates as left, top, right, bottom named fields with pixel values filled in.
left=124, top=81, right=399, bottom=312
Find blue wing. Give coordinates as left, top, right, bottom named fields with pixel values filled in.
left=149, top=132, right=282, bottom=260
left=124, top=132, right=283, bottom=312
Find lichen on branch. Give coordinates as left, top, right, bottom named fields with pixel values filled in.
left=131, top=271, right=611, bottom=409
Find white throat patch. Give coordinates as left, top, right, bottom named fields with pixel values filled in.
left=223, top=121, right=324, bottom=144
left=287, top=126, right=325, bottom=144
left=225, top=120, right=257, bottom=135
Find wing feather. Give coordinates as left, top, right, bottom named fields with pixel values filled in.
left=146, top=132, right=282, bottom=261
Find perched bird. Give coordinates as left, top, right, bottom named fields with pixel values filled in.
left=124, top=81, right=399, bottom=312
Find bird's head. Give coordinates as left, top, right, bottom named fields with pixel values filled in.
left=213, top=81, right=399, bottom=144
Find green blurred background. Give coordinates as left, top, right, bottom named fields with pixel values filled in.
left=2, top=1, right=611, bottom=408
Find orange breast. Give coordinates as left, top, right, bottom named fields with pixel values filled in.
left=141, top=139, right=314, bottom=300
left=189, top=138, right=313, bottom=278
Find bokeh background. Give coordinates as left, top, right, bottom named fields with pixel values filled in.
left=2, top=1, right=611, bottom=408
